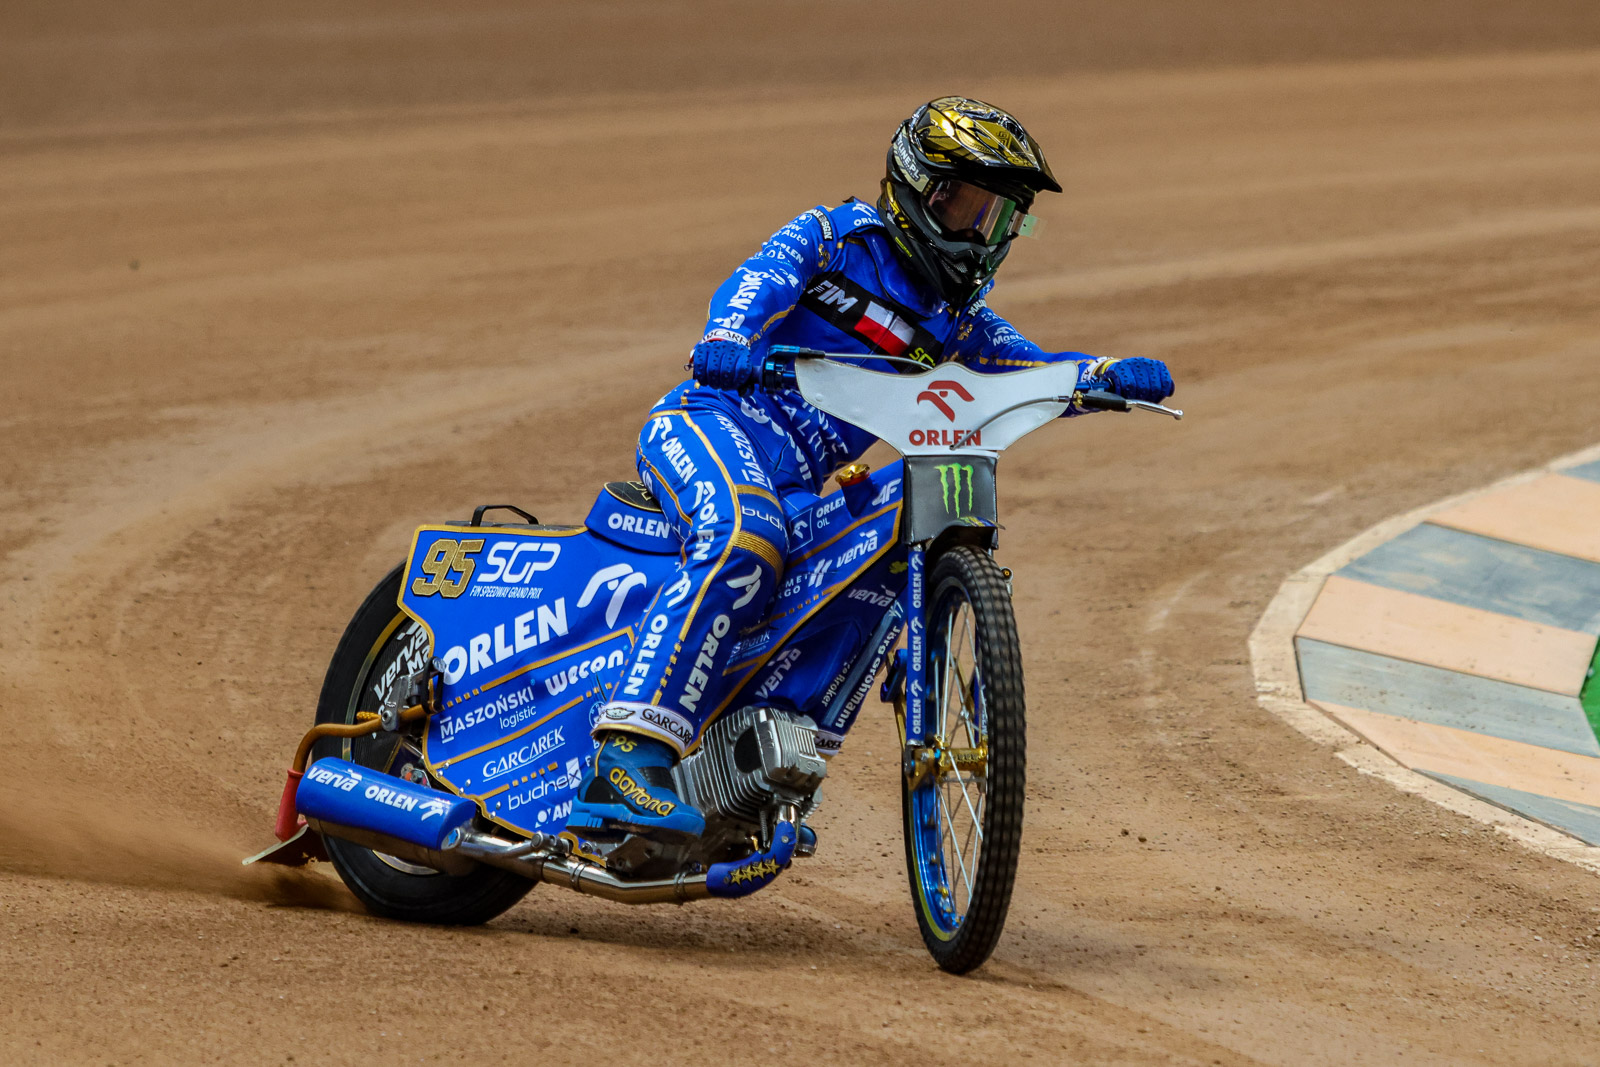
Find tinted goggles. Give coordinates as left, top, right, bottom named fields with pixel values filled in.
left=924, top=179, right=1042, bottom=246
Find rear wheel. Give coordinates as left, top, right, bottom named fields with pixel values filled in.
left=901, top=546, right=1025, bottom=973
left=311, top=565, right=534, bottom=924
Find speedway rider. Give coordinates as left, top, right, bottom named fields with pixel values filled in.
left=566, top=97, right=1175, bottom=846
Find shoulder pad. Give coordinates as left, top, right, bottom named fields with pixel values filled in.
left=823, top=199, right=884, bottom=237
left=798, top=206, right=834, bottom=243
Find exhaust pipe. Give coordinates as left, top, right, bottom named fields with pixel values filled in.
left=301, top=817, right=479, bottom=876
left=298, top=759, right=794, bottom=904
left=295, top=758, right=711, bottom=899
left=441, top=819, right=799, bottom=904
left=442, top=827, right=712, bottom=903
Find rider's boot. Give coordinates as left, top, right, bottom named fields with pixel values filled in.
left=565, top=733, right=705, bottom=844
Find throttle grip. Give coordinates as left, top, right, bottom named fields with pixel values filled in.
left=760, top=344, right=823, bottom=391
left=1075, top=389, right=1131, bottom=412
left=761, top=357, right=798, bottom=391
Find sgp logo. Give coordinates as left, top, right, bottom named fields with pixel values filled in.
left=916, top=379, right=974, bottom=422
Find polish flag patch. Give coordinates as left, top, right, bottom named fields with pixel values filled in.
left=855, top=302, right=915, bottom=356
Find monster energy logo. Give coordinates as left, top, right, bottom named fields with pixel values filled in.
left=936, top=463, right=975, bottom=515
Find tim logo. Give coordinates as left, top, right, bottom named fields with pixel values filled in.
left=916, top=380, right=974, bottom=422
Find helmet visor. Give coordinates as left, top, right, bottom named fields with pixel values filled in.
left=924, top=179, right=1041, bottom=246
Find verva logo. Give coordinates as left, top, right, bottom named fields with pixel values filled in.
left=916, top=380, right=974, bottom=422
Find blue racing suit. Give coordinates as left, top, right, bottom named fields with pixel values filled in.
left=597, top=200, right=1108, bottom=754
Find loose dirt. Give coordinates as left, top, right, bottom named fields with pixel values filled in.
left=4, top=5, right=1600, bottom=1064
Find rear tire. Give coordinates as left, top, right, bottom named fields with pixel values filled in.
left=901, top=546, right=1026, bottom=973
left=311, top=565, right=534, bottom=925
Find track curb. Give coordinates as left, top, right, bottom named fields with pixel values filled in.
left=1250, top=442, right=1600, bottom=875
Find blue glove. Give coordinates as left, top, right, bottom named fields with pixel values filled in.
left=1105, top=357, right=1174, bottom=403
left=691, top=338, right=759, bottom=392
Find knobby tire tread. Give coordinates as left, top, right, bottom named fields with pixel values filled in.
left=905, top=546, right=1026, bottom=974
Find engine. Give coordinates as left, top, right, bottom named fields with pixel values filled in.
left=673, top=706, right=827, bottom=857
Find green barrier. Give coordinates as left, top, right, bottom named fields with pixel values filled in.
left=1584, top=638, right=1600, bottom=741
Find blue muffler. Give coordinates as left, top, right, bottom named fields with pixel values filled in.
left=297, top=758, right=480, bottom=871
left=295, top=758, right=800, bottom=900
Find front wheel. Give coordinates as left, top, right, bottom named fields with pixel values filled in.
left=901, top=546, right=1026, bottom=973
left=311, top=565, right=535, bottom=925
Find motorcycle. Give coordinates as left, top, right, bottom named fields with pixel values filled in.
left=249, top=347, right=1179, bottom=973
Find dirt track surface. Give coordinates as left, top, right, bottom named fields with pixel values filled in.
left=5, top=5, right=1600, bottom=1064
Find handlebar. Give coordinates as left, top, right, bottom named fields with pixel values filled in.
left=1075, top=389, right=1183, bottom=419
left=761, top=347, right=1183, bottom=420
left=763, top=345, right=937, bottom=390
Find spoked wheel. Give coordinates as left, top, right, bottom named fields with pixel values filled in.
left=310, top=565, right=534, bottom=924
left=901, top=546, right=1025, bottom=973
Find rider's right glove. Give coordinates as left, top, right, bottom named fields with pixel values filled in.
left=1104, top=357, right=1174, bottom=403
left=691, top=337, right=760, bottom=393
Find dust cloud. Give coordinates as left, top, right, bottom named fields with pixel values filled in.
left=0, top=783, right=353, bottom=910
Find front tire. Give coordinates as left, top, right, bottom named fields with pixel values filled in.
left=901, top=546, right=1026, bottom=973
left=311, top=565, right=534, bottom=925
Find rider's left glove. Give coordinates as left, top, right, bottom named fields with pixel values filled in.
left=691, top=337, right=760, bottom=393
left=1103, top=357, right=1174, bottom=403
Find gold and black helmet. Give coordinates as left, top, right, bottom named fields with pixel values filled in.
left=877, top=97, right=1060, bottom=306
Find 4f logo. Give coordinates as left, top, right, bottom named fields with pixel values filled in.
left=411, top=538, right=483, bottom=598
left=916, top=379, right=975, bottom=422
left=936, top=464, right=975, bottom=516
